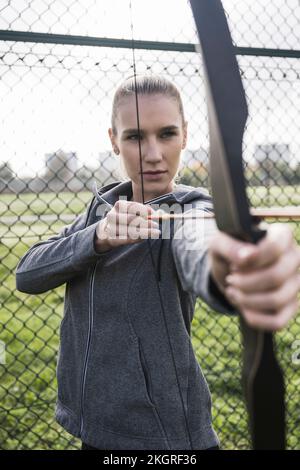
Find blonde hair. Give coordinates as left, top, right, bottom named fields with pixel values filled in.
left=111, top=74, right=185, bottom=135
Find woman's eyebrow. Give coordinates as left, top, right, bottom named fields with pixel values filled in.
left=122, top=125, right=179, bottom=136
left=160, top=125, right=180, bottom=132
left=122, top=128, right=140, bottom=136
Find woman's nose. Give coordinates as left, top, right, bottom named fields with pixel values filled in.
left=143, top=140, right=162, bottom=161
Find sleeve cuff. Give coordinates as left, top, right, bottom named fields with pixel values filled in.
left=208, top=272, right=238, bottom=315
left=200, top=251, right=238, bottom=315
left=71, top=222, right=112, bottom=270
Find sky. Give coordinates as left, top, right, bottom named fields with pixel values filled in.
left=0, top=0, right=299, bottom=176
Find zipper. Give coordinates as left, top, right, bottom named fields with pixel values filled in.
left=79, top=262, right=97, bottom=437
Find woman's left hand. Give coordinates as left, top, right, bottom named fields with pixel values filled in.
left=208, top=223, right=300, bottom=331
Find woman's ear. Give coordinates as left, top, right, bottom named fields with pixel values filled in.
left=108, top=128, right=120, bottom=155
left=182, top=121, right=188, bottom=149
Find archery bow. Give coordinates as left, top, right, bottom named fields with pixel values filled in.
left=189, top=0, right=286, bottom=450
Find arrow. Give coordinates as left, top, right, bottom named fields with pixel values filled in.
left=148, top=207, right=300, bottom=221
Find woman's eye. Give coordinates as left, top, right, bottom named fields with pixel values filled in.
left=127, top=134, right=142, bottom=141
left=161, top=131, right=176, bottom=138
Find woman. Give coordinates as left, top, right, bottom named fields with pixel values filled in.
left=16, top=75, right=300, bottom=450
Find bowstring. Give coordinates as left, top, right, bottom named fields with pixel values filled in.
left=129, top=3, right=145, bottom=204
left=129, top=0, right=193, bottom=450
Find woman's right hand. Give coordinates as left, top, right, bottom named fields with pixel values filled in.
left=94, top=200, right=161, bottom=253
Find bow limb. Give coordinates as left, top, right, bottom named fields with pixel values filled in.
left=190, top=0, right=285, bottom=450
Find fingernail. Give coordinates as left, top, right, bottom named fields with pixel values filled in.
left=225, top=274, right=237, bottom=286
left=238, top=247, right=254, bottom=260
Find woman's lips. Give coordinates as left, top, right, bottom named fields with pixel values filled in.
left=142, top=171, right=167, bottom=180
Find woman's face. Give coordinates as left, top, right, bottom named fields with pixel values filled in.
left=109, top=93, right=187, bottom=202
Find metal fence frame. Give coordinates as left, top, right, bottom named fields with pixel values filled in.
left=0, top=17, right=299, bottom=450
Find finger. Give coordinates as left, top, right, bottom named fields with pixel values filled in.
left=226, top=245, right=300, bottom=293
left=246, top=223, right=295, bottom=270
left=109, top=221, right=160, bottom=239
left=105, top=218, right=130, bottom=239
left=128, top=227, right=161, bottom=240
left=107, top=226, right=161, bottom=242
left=209, top=231, right=259, bottom=269
left=128, top=215, right=160, bottom=230
left=115, top=200, right=154, bottom=218
left=225, top=274, right=300, bottom=311
left=109, top=211, right=159, bottom=229
left=241, top=299, right=299, bottom=332
left=210, top=224, right=295, bottom=271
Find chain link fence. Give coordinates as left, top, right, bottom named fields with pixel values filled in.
left=0, top=0, right=299, bottom=450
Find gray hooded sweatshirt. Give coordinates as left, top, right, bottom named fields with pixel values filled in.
left=15, top=181, right=236, bottom=450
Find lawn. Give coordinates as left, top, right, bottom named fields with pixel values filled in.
left=0, top=188, right=299, bottom=450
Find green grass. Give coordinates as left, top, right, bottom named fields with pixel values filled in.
left=0, top=188, right=299, bottom=450
left=0, top=191, right=92, bottom=218
left=0, top=239, right=77, bottom=450
left=192, top=304, right=300, bottom=450
left=247, top=185, right=300, bottom=207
